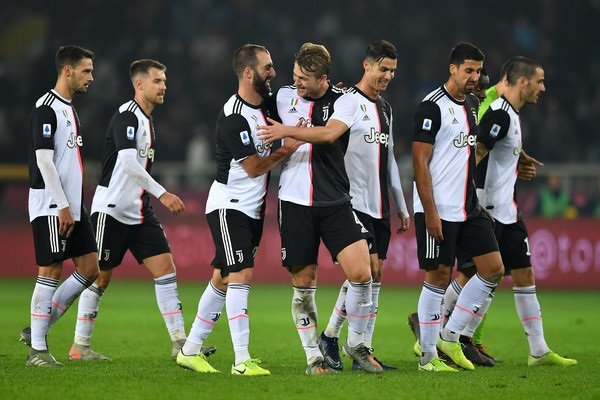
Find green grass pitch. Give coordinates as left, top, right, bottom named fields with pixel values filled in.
left=0, top=279, right=598, bottom=400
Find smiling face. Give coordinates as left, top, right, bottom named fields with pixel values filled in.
left=251, top=50, right=276, bottom=98
left=364, top=57, right=396, bottom=94
left=67, top=57, right=94, bottom=94
left=293, top=62, right=326, bottom=99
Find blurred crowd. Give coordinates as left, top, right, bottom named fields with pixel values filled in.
left=0, top=0, right=598, bottom=216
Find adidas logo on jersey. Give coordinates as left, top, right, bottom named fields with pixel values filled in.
left=288, top=107, right=297, bottom=114
left=451, top=118, right=459, bottom=124
left=363, top=114, right=370, bottom=121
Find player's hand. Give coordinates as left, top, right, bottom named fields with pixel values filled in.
left=58, top=206, right=75, bottom=237
left=425, top=211, right=443, bottom=242
left=159, top=192, right=185, bottom=215
left=517, top=151, right=543, bottom=181
left=257, top=118, right=289, bottom=143
left=397, top=211, right=410, bottom=234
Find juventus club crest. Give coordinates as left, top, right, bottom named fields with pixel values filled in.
left=322, top=105, right=330, bottom=121
left=103, top=249, right=111, bottom=261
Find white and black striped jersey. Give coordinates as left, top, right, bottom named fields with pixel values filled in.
left=91, top=100, right=158, bottom=225
left=205, top=94, right=273, bottom=219
left=276, top=84, right=360, bottom=207
left=476, top=96, right=522, bottom=224
left=412, top=86, right=479, bottom=222
left=28, top=90, right=84, bottom=222
left=344, top=86, right=406, bottom=219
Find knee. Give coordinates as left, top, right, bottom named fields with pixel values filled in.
left=347, top=269, right=372, bottom=284
left=291, top=265, right=317, bottom=286
left=425, top=268, right=451, bottom=288
left=95, top=271, right=112, bottom=289
left=481, top=262, right=504, bottom=283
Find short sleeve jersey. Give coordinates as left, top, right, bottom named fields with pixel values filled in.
left=344, top=86, right=396, bottom=219
left=91, top=100, right=158, bottom=225
left=412, top=86, right=480, bottom=222
left=205, top=94, right=274, bottom=219
left=476, top=96, right=522, bottom=224
left=28, top=90, right=84, bottom=222
left=276, top=84, right=360, bottom=207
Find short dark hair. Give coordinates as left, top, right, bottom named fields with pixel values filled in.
left=449, top=42, right=484, bottom=67
left=505, top=57, right=542, bottom=85
left=500, top=56, right=525, bottom=78
left=55, top=45, right=94, bottom=74
left=295, top=42, right=331, bottom=78
left=232, top=44, right=268, bottom=78
left=129, top=59, right=167, bottom=80
left=365, top=40, right=397, bottom=62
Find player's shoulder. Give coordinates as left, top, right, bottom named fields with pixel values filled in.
left=118, top=100, right=141, bottom=115
left=276, top=85, right=296, bottom=98
left=422, top=86, right=446, bottom=104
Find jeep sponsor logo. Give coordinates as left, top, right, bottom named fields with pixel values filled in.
left=364, top=127, right=389, bottom=147
left=453, top=132, right=476, bottom=148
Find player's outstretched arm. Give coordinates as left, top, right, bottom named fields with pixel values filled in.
left=257, top=117, right=348, bottom=145
left=240, top=137, right=303, bottom=178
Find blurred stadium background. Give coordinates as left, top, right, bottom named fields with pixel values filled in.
left=1, top=0, right=599, bottom=288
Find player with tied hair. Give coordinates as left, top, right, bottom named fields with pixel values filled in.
left=412, top=42, right=505, bottom=372
left=21, top=45, right=98, bottom=367
left=318, top=40, right=410, bottom=372
left=176, top=44, right=301, bottom=376
left=258, top=42, right=382, bottom=374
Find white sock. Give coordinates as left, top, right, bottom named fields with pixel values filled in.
left=417, top=282, right=444, bottom=363
left=291, top=286, right=321, bottom=365
left=346, top=280, right=372, bottom=348
left=154, top=272, right=186, bottom=342
left=443, top=274, right=497, bottom=342
left=74, top=283, right=104, bottom=346
left=226, top=283, right=251, bottom=366
left=324, top=280, right=348, bottom=338
left=441, top=279, right=462, bottom=327
left=462, top=292, right=493, bottom=337
left=30, top=276, right=58, bottom=351
left=183, top=281, right=225, bottom=356
left=48, top=271, right=93, bottom=329
left=514, top=286, right=550, bottom=357
left=364, top=282, right=381, bottom=349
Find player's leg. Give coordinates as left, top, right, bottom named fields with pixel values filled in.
left=178, top=268, right=223, bottom=373
left=280, top=201, right=335, bottom=375
left=412, top=213, right=456, bottom=371
left=320, top=280, right=348, bottom=370
left=321, top=206, right=380, bottom=373
left=506, top=219, right=576, bottom=366
left=24, top=216, right=67, bottom=367
left=70, top=268, right=112, bottom=361
left=70, top=212, right=126, bottom=360
left=439, top=213, right=503, bottom=370
left=131, top=213, right=186, bottom=357
left=49, top=211, right=99, bottom=329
